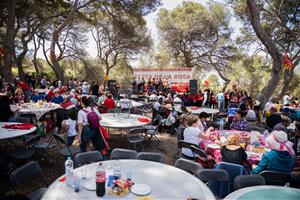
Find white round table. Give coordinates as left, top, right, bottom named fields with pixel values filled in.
left=116, top=100, right=144, bottom=108
left=42, top=159, right=216, bottom=200
left=11, top=103, right=61, bottom=119
left=224, top=185, right=300, bottom=200
left=187, top=107, right=219, bottom=115
left=100, top=113, right=151, bottom=129
left=0, top=122, right=36, bottom=140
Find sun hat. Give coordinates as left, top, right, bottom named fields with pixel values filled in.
left=265, top=130, right=294, bottom=156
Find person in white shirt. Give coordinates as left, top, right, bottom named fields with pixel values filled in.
left=216, top=91, right=225, bottom=112
left=182, top=115, right=211, bottom=159
left=283, top=94, right=291, bottom=106
left=81, top=82, right=90, bottom=95
left=61, top=109, right=77, bottom=146
left=173, top=94, right=183, bottom=104
left=197, top=112, right=214, bottom=135
left=149, top=91, right=158, bottom=104
left=120, top=94, right=132, bottom=110
left=77, top=96, right=103, bottom=152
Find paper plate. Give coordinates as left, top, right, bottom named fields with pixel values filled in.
left=83, top=180, right=96, bottom=191
left=207, top=143, right=220, bottom=149
left=131, top=184, right=151, bottom=196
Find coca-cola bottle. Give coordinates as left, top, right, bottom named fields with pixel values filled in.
left=96, top=162, right=106, bottom=197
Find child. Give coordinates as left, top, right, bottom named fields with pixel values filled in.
left=61, top=109, right=77, bottom=146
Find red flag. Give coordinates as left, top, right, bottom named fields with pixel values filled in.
left=203, top=80, right=209, bottom=87
left=283, top=53, right=293, bottom=70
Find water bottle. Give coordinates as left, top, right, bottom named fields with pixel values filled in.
left=65, top=157, right=74, bottom=187
left=219, top=119, right=224, bottom=136
left=96, top=162, right=106, bottom=197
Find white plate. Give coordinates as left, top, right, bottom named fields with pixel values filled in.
left=83, top=180, right=96, bottom=191
left=207, top=143, right=220, bottom=149
left=131, top=184, right=151, bottom=196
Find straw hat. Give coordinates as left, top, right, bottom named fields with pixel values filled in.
left=265, top=131, right=294, bottom=156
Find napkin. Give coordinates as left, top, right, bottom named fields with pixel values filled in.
left=138, top=118, right=150, bottom=123
left=2, top=123, right=35, bottom=130
left=189, top=106, right=199, bottom=110
left=59, top=176, right=66, bottom=182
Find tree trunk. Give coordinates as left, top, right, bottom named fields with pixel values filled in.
left=256, top=61, right=282, bottom=106
left=32, top=34, right=40, bottom=75
left=103, top=68, right=109, bottom=90
left=247, top=0, right=283, bottom=108
left=51, top=58, right=66, bottom=84
left=279, top=70, right=293, bottom=99
left=1, top=0, right=15, bottom=82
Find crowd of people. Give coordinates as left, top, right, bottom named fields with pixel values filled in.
left=0, top=74, right=300, bottom=186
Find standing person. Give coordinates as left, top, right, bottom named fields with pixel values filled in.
left=15, top=77, right=31, bottom=102
left=202, top=89, right=210, bottom=107
left=40, top=76, right=47, bottom=89
left=283, top=93, right=292, bottom=106
left=61, top=109, right=78, bottom=146
left=77, top=96, right=108, bottom=154
left=216, top=91, right=225, bottom=112
left=82, top=82, right=90, bottom=96
left=28, top=73, right=36, bottom=89
left=92, top=81, right=99, bottom=97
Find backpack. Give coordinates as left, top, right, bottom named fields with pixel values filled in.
left=83, top=107, right=100, bottom=128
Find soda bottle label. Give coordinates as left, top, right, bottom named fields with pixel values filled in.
left=96, top=172, right=106, bottom=183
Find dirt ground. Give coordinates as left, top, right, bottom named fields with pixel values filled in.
left=0, top=129, right=178, bottom=196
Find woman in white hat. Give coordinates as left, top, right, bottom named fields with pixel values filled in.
left=252, top=130, right=295, bottom=174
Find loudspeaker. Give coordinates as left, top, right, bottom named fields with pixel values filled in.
left=190, top=80, right=198, bottom=95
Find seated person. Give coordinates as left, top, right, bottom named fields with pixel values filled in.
left=31, top=90, right=45, bottom=102
left=230, top=109, right=249, bottom=131
left=221, top=134, right=247, bottom=165
left=265, top=107, right=282, bottom=131
left=178, top=114, right=188, bottom=140
left=293, top=122, right=300, bottom=155
left=152, top=97, right=164, bottom=121
left=51, top=89, right=64, bottom=104
left=119, top=94, right=132, bottom=111
left=181, top=115, right=210, bottom=160
left=13, top=88, right=25, bottom=104
left=252, top=130, right=295, bottom=174
left=273, top=116, right=291, bottom=133
left=46, top=86, right=55, bottom=102
left=102, top=93, right=115, bottom=113
left=60, top=96, right=75, bottom=110
left=198, top=112, right=214, bottom=134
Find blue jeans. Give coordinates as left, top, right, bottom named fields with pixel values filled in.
left=67, top=136, right=76, bottom=146
left=80, top=125, right=104, bottom=152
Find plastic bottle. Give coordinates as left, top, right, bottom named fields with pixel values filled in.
left=65, top=157, right=74, bottom=187
left=219, top=118, right=224, bottom=136
left=96, top=162, right=106, bottom=197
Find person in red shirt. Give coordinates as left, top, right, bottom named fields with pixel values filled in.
left=102, top=93, right=115, bottom=113
left=46, top=86, right=55, bottom=102
left=15, top=78, right=31, bottom=102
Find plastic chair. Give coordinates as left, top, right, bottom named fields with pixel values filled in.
left=52, top=133, right=80, bottom=158
left=144, top=123, right=161, bottom=143
left=75, top=151, right=103, bottom=167
left=127, top=128, right=145, bottom=151
left=213, top=162, right=248, bottom=197
left=15, top=117, right=31, bottom=124
left=136, top=152, right=164, bottom=163
left=249, top=125, right=265, bottom=134
left=177, top=140, right=195, bottom=158
left=110, top=148, right=137, bottom=159
left=10, top=161, right=47, bottom=200
left=259, top=170, right=291, bottom=186
left=196, top=169, right=229, bottom=198
left=10, top=135, right=41, bottom=160
left=234, top=174, right=265, bottom=190
left=175, top=158, right=203, bottom=175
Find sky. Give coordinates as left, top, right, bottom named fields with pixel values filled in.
left=35, top=0, right=243, bottom=67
